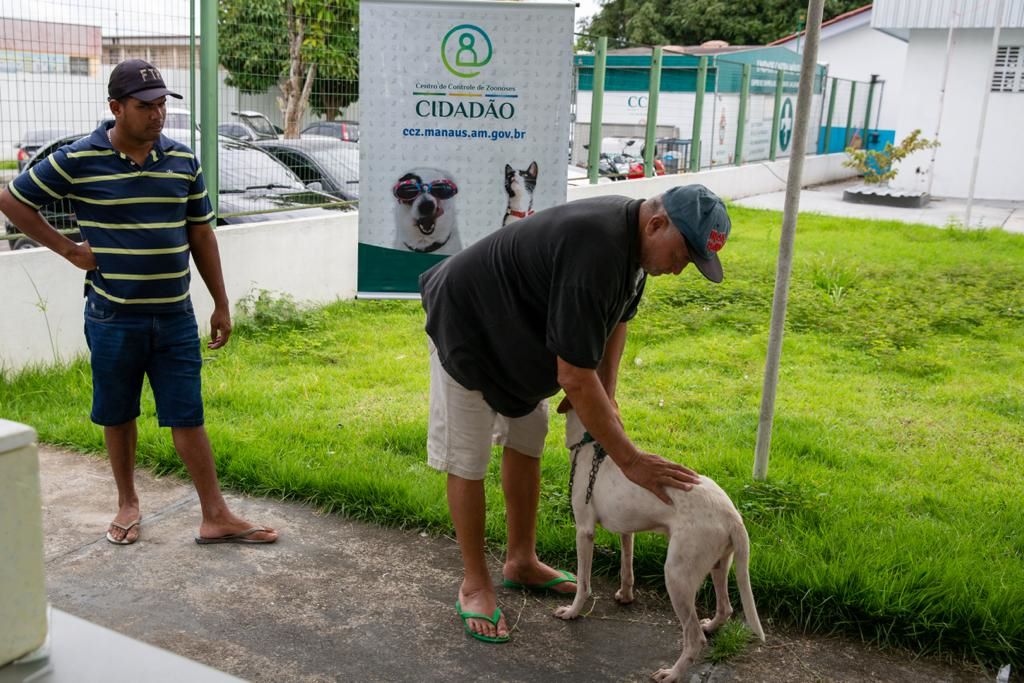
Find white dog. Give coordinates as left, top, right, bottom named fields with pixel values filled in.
left=392, top=168, right=462, bottom=255
left=556, top=410, right=764, bottom=682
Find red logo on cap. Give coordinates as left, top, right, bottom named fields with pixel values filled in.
left=707, top=228, right=727, bottom=253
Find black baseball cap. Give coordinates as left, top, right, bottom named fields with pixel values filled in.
left=108, top=59, right=182, bottom=102
left=663, top=184, right=731, bottom=283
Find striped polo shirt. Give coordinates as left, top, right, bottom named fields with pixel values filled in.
left=8, top=121, right=214, bottom=313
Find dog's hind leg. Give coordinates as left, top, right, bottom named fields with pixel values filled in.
left=652, top=539, right=706, bottom=683
left=554, top=524, right=594, bottom=620
left=700, top=552, right=734, bottom=635
left=615, top=532, right=635, bottom=604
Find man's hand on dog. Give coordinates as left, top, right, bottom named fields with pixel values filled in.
left=621, top=451, right=701, bottom=504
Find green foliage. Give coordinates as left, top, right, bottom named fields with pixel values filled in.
left=842, top=129, right=940, bottom=185
left=218, top=0, right=359, bottom=123
left=705, top=620, right=756, bottom=663
left=233, top=288, right=324, bottom=340
left=4, top=209, right=1024, bottom=667
left=578, top=0, right=866, bottom=50
left=0, top=160, right=17, bottom=170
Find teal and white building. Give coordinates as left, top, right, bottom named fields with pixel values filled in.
left=874, top=0, right=1024, bottom=200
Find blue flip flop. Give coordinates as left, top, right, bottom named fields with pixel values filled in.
left=502, top=569, right=577, bottom=594
left=455, top=601, right=510, bottom=644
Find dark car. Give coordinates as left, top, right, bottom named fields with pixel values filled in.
left=14, top=128, right=73, bottom=171
left=4, top=134, right=343, bottom=250
left=300, top=120, right=359, bottom=143
left=255, top=137, right=359, bottom=201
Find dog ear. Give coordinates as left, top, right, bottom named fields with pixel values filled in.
left=527, top=161, right=538, bottom=177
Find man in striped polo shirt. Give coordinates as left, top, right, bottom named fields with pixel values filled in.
left=0, top=59, right=277, bottom=546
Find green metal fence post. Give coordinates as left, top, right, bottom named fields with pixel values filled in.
left=862, top=73, right=878, bottom=145
left=643, top=46, right=663, bottom=178
left=823, top=76, right=837, bottom=154
left=189, top=0, right=196, bottom=152
left=689, top=55, right=708, bottom=172
left=844, top=80, right=857, bottom=147
left=769, top=69, right=783, bottom=161
left=587, top=37, right=608, bottom=185
left=200, top=0, right=218, bottom=217
left=734, top=63, right=751, bottom=165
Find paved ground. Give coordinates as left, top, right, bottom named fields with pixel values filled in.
left=35, top=446, right=1001, bottom=683
left=733, top=179, right=1024, bottom=233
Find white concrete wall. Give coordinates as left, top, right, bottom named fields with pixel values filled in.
left=817, top=24, right=905, bottom=132
left=891, top=28, right=1024, bottom=200
left=0, top=154, right=853, bottom=372
left=567, top=151, right=854, bottom=202
left=0, top=213, right=358, bottom=372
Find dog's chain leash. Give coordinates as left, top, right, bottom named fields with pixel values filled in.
left=568, top=433, right=608, bottom=505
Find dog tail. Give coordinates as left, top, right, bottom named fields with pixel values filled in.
left=732, top=522, right=765, bottom=641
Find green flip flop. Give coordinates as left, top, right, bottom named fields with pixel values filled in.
left=502, top=569, right=577, bottom=593
left=455, top=601, right=510, bottom=644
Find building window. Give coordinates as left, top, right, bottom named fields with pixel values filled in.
left=992, top=46, right=1022, bottom=92
left=69, top=56, right=90, bottom=76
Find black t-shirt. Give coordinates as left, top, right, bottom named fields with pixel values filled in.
left=419, top=195, right=647, bottom=417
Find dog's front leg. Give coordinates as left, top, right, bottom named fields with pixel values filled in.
left=554, top=524, right=594, bottom=620
left=615, top=532, right=635, bottom=604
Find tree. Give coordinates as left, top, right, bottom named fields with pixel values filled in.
left=577, top=0, right=866, bottom=51
left=219, top=0, right=358, bottom=137
left=843, top=129, right=939, bottom=185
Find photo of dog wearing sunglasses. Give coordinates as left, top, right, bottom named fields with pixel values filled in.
left=392, top=168, right=461, bottom=255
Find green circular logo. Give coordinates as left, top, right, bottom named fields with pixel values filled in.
left=441, top=24, right=492, bottom=78
left=779, top=97, right=794, bottom=151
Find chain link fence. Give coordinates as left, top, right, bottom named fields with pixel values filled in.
left=570, top=39, right=883, bottom=181
left=0, top=1, right=358, bottom=248
left=1, top=7, right=881, bottom=247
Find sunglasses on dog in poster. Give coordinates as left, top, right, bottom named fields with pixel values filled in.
left=392, top=178, right=459, bottom=203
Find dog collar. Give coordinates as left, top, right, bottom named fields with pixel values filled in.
left=506, top=209, right=534, bottom=218
left=403, top=231, right=452, bottom=254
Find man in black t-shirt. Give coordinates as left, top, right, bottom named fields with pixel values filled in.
left=419, top=184, right=731, bottom=643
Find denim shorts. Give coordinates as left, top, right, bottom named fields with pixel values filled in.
left=83, top=298, right=204, bottom=428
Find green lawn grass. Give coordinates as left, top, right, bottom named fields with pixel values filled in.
left=3, top=207, right=1022, bottom=667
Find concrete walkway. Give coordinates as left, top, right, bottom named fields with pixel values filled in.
left=734, top=179, right=1024, bottom=233
left=36, top=446, right=993, bottom=683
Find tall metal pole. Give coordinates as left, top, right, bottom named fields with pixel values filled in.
left=734, top=63, right=751, bottom=165
left=689, top=56, right=708, bottom=172
left=769, top=69, right=783, bottom=161
left=965, top=0, right=1004, bottom=227
left=823, top=76, right=838, bottom=153
left=643, top=46, right=663, bottom=178
left=927, top=2, right=960, bottom=198
left=189, top=0, right=196, bottom=152
left=752, top=0, right=825, bottom=481
left=587, top=38, right=608, bottom=185
left=200, top=0, right=219, bottom=217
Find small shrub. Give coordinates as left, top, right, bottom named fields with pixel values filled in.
left=234, top=288, right=320, bottom=337
left=843, top=129, right=939, bottom=185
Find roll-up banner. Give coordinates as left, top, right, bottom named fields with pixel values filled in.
left=358, top=0, right=575, bottom=296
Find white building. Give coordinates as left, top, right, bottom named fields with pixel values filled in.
left=771, top=5, right=906, bottom=142
left=874, top=0, right=1024, bottom=201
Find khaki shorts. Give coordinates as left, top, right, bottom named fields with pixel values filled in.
left=428, top=341, right=549, bottom=480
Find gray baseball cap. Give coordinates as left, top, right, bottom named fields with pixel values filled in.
left=663, top=184, right=731, bottom=283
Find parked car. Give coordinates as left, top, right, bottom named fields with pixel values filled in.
left=255, top=137, right=359, bottom=201
left=14, top=128, right=73, bottom=171
left=229, top=110, right=279, bottom=141
left=567, top=164, right=613, bottom=187
left=4, top=133, right=342, bottom=250
left=300, top=120, right=359, bottom=143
